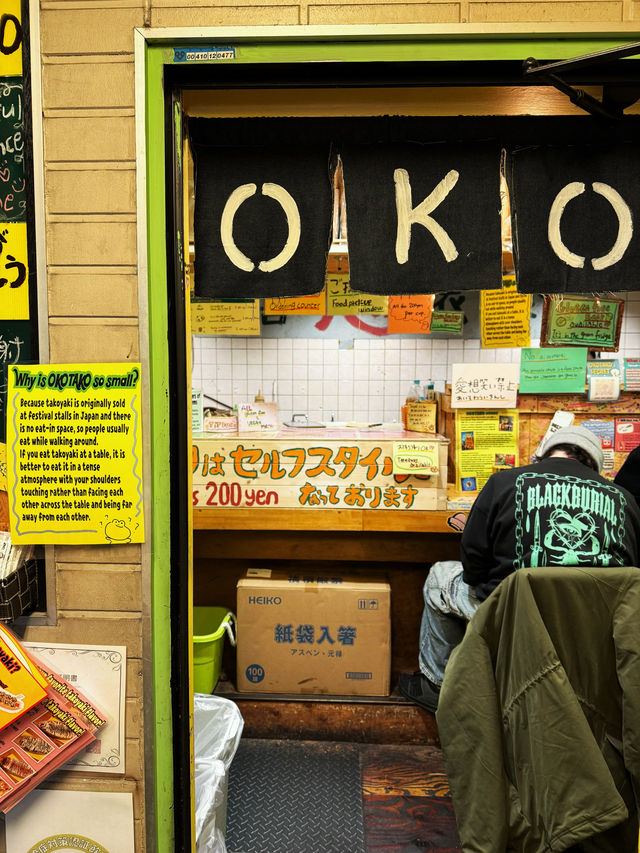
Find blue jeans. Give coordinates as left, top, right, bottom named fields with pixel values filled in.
left=418, top=560, right=482, bottom=686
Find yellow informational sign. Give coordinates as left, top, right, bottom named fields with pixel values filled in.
left=0, top=0, right=22, bottom=76
left=0, top=442, right=6, bottom=490
left=455, top=409, right=519, bottom=492
left=0, top=222, right=29, bottom=320
left=326, top=273, right=388, bottom=315
left=191, top=300, right=260, bottom=335
left=480, top=279, right=531, bottom=349
left=387, top=295, right=434, bottom=334
left=263, top=292, right=326, bottom=315
left=7, top=363, right=145, bottom=545
left=392, top=440, right=440, bottom=475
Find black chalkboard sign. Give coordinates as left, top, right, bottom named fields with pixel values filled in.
left=0, top=320, right=32, bottom=444
left=0, top=79, right=25, bottom=222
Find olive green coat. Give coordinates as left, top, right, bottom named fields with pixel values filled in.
left=437, top=566, right=640, bottom=853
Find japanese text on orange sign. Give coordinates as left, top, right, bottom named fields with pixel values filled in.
left=192, top=441, right=433, bottom=510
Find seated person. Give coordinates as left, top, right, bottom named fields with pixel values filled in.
left=399, top=425, right=640, bottom=713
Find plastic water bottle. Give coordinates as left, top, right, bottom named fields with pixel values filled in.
left=406, top=379, right=422, bottom=403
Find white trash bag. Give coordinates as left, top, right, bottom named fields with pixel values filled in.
left=194, top=693, right=244, bottom=853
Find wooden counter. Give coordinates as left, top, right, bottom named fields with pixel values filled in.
left=193, top=506, right=461, bottom=533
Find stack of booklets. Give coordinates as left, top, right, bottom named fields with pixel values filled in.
left=0, top=623, right=107, bottom=812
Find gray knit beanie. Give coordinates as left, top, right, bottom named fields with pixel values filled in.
left=539, top=425, right=604, bottom=473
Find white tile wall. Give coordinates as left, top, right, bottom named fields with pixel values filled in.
left=192, top=292, right=640, bottom=423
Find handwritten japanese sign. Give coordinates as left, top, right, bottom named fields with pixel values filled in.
left=264, top=292, right=326, bottom=315
left=451, top=363, right=519, bottom=408
left=192, top=433, right=448, bottom=511
left=7, top=364, right=145, bottom=545
left=191, top=300, right=260, bottom=335
left=480, top=279, right=531, bottom=348
left=0, top=222, right=28, bottom=318
left=519, top=347, right=587, bottom=394
left=387, top=295, right=434, bottom=334
left=541, top=295, right=623, bottom=351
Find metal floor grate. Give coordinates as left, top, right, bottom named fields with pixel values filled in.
left=226, top=739, right=367, bottom=853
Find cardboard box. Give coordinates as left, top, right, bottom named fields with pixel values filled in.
left=236, top=569, right=391, bottom=696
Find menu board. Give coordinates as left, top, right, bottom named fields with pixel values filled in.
left=6, top=364, right=145, bottom=544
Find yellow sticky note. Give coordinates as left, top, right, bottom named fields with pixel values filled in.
left=326, top=273, right=388, bottom=315
left=0, top=2, right=22, bottom=76
left=0, top=223, right=29, bottom=320
left=264, top=292, right=326, bottom=315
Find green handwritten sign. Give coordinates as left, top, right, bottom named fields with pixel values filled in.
left=519, top=347, right=588, bottom=394
left=541, top=296, right=623, bottom=351
left=430, top=310, right=463, bottom=334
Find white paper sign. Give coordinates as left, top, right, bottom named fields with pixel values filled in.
left=451, top=363, right=519, bottom=408
left=24, top=642, right=126, bottom=773
left=6, top=789, right=135, bottom=852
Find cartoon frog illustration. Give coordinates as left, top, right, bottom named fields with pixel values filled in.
left=104, top=519, right=132, bottom=544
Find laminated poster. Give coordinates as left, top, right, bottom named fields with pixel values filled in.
left=615, top=417, right=640, bottom=452
left=191, top=299, right=260, bottom=335
left=0, top=223, right=29, bottom=321
left=455, top=409, right=519, bottom=492
left=6, top=363, right=145, bottom=545
left=586, top=360, right=620, bottom=402
left=480, top=280, right=531, bottom=349
left=580, top=420, right=615, bottom=471
left=23, top=642, right=126, bottom=774
left=5, top=789, right=134, bottom=853
left=623, top=358, right=640, bottom=391
left=451, top=363, right=519, bottom=409
left=519, top=347, right=587, bottom=394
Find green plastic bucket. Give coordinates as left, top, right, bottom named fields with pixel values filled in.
left=193, top=607, right=237, bottom=694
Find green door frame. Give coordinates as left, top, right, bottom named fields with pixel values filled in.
left=135, top=24, right=640, bottom=851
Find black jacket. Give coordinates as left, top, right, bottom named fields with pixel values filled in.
left=614, top=445, right=640, bottom=508
left=461, top=457, right=640, bottom=600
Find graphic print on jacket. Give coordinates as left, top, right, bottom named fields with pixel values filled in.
left=514, top=472, right=626, bottom=568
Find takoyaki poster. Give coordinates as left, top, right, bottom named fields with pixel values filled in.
left=6, top=363, right=145, bottom=545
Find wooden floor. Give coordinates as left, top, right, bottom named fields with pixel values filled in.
left=360, top=742, right=462, bottom=852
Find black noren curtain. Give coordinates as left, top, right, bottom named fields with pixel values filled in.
left=191, top=134, right=334, bottom=299
left=509, top=144, right=640, bottom=293
left=341, top=142, right=503, bottom=294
